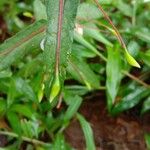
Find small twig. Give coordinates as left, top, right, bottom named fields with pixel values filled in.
left=57, top=93, right=63, bottom=109
left=93, top=0, right=127, bottom=50
left=122, top=70, right=150, bottom=88
left=0, top=130, right=50, bottom=146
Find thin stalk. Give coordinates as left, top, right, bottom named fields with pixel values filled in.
left=122, top=70, right=150, bottom=88
left=55, top=0, right=64, bottom=76
left=93, top=0, right=127, bottom=50
left=56, top=93, right=63, bottom=109
left=0, top=130, right=49, bottom=146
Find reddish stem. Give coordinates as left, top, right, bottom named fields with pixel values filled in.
left=55, top=0, right=64, bottom=75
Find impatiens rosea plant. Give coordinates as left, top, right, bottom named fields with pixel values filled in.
left=0, top=0, right=149, bottom=149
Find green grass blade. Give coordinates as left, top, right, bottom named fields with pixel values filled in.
left=77, top=113, right=96, bottom=150
left=0, top=20, right=46, bottom=71
left=44, top=0, right=79, bottom=103
left=112, top=87, right=150, bottom=115
left=106, top=46, right=122, bottom=112
left=63, top=95, right=82, bottom=122
left=145, top=134, right=150, bottom=150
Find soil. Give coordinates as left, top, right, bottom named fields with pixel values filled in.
left=65, top=93, right=150, bottom=150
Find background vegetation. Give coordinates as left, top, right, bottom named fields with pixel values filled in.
left=0, top=0, right=150, bottom=149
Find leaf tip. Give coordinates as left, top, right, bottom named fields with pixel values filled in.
left=40, top=38, right=45, bottom=51
left=125, top=50, right=141, bottom=68
left=23, top=12, right=33, bottom=18
left=49, top=75, right=61, bottom=103
left=38, top=84, right=45, bottom=103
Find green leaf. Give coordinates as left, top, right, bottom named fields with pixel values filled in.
left=0, top=99, right=6, bottom=116
left=74, top=32, right=107, bottom=61
left=112, top=86, right=150, bottom=115
left=72, top=44, right=96, bottom=58
left=15, top=77, right=37, bottom=102
left=64, top=85, right=89, bottom=97
left=127, top=41, right=140, bottom=57
left=53, top=134, right=72, bottom=150
left=21, top=119, right=39, bottom=138
left=83, top=23, right=113, bottom=47
left=68, top=54, right=100, bottom=89
left=0, top=70, right=12, bottom=78
left=77, top=113, right=96, bottom=150
left=106, top=46, right=122, bottom=112
left=141, top=97, right=150, bottom=114
left=140, top=50, right=150, bottom=67
left=10, top=104, right=34, bottom=119
left=23, top=12, right=33, bottom=18
left=21, top=120, right=33, bottom=138
left=6, top=112, right=21, bottom=135
left=49, top=75, right=60, bottom=103
left=145, top=134, right=150, bottom=150
left=63, top=95, right=82, bottom=122
left=136, top=31, right=150, bottom=43
left=33, top=0, right=47, bottom=20
left=115, top=0, right=132, bottom=17
left=17, top=56, right=43, bottom=78
left=77, top=3, right=102, bottom=20
left=0, top=20, right=46, bottom=71
left=44, top=0, right=79, bottom=102
left=125, top=49, right=140, bottom=68
left=38, top=83, right=45, bottom=103
left=0, top=79, right=9, bottom=93
left=97, top=0, right=113, bottom=4
left=7, top=78, right=17, bottom=107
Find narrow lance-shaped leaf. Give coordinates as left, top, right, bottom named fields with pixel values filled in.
left=141, top=96, right=150, bottom=114
left=145, top=134, right=150, bottom=150
left=77, top=113, right=96, bottom=150
left=0, top=20, right=46, bottom=71
left=111, top=87, right=150, bottom=115
left=6, top=112, right=21, bottom=135
left=53, top=133, right=71, bottom=150
left=67, top=53, right=100, bottom=90
left=124, top=48, right=140, bottom=68
left=44, top=0, right=79, bottom=103
left=83, top=23, right=113, bottom=47
left=63, top=95, right=82, bottom=122
left=74, top=32, right=107, bottom=61
left=106, top=46, right=122, bottom=112
left=33, top=0, right=47, bottom=20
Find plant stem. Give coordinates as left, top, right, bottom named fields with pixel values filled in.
left=55, top=0, right=64, bottom=76
left=122, top=70, right=150, bottom=88
left=92, top=0, right=150, bottom=87
left=93, top=0, right=127, bottom=50
left=0, top=130, right=50, bottom=146
left=56, top=93, right=63, bottom=109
